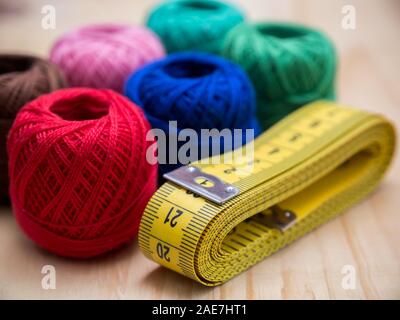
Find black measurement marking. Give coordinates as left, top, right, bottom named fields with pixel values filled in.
left=178, top=252, right=192, bottom=261
left=141, top=215, right=156, bottom=224
left=192, top=216, right=208, bottom=227
left=182, top=234, right=197, bottom=246
left=177, top=261, right=192, bottom=270
left=177, top=267, right=193, bottom=276
left=138, top=232, right=150, bottom=239
left=150, top=197, right=163, bottom=205
left=182, top=228, right=200, bottom=238
left=176, top=249, right=192, bottom=259
left=197, top=209, right=215, bottom=219
left=230, top=239, right=246, bottom=247
left=223, top=243, right=239, bottom=252
left=142, top=215, right=155, bottom=222
left=289, top=133, right=302, bottom=142
left=160, top=198, right=197, bottom=215
left=187, top=224, right=203, bottom=235
left=309, top=119, right=321, bottom=128
left=140, top=218, right=153, bottom=226
left=185, top=190, right=200, bottom=198
left=244, top=229, right=261, bottom=237
left=157, top=190, right=171, bottom=198
left=180, top=243, right=195, bottom=253
left=144, top=211, right=159, bottom=219
left=186, top=225, right=202, bottom=235
left=141, top=247, right=153, bottom=255
left=224, top=167, right=237, bottom=174
left=180, top=243, right=196, bottom=253
left=139, top=224, right=152, bottom=233
left=237, top=233, right=254, bottom=242
left=146, top=202, right=161, bottom=210
left=248, top=221, right=269, bottom=232
left=182, top=231, right=198, bottom=241
left=201, top=204, right=220, bottom=213
left=268, top=147, right=280, bottom=155
left=191, top=219, right=208, bottom=230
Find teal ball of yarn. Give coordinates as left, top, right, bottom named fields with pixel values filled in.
left=147, top=0, right=244, bottom=54
left=223, top=22, right=337, bottom=129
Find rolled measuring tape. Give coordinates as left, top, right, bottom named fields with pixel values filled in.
left=138, top=101, right=396, bottom=286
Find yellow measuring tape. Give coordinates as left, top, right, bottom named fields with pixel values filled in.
left=138, top=101, right=396, bottom=286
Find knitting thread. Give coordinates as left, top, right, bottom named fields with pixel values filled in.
left=125, top=52, right=261, bottom=176
left=8, top=88, right=157, bottom=258
left=147, top=0, right=244, bottom=54
left=50, top=24, right=165, bottom=93
left=223, top=22, right=337, bottom=128
left=0, top=54, right=66, bottom=202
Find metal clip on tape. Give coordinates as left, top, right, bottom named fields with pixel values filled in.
left=164, top=166, right=240, bottom=204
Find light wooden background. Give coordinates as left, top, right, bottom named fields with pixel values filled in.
left=0, top=0, right=399, bottom=300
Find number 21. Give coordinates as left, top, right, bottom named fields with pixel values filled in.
left=164, top=207, right=183, bottom=227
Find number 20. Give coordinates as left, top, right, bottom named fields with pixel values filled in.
left=156, top=243, right=170, bottom=262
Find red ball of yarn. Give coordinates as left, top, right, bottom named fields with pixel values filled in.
left=8, top=88, right=157, bottom=258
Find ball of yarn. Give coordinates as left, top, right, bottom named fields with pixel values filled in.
left=8, top=88, right=157, bottom=258
left=0, top=54, right=66, bottom=202
left=147, top=0, right=244, bottom=54
left=50, top=24, right=165, bottom=93
left=223, top=22, right=337, bottom=128
left=125, top=52, right=261, bottom=176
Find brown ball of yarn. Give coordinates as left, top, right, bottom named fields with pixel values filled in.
left=0, top=54, right=66, bottom=202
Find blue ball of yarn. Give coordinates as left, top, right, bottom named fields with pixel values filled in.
left=124, top=52, right=261, bottom=175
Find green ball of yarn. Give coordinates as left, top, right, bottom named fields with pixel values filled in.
left=223, top=22, right=337, bottom=129
left=147, top=0, right=244, bottom=54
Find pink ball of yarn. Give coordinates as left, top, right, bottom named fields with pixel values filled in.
left=50, top=24, right=165, bottom=93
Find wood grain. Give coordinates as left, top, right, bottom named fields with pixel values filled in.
left=0, top=0, right=399, bottom=299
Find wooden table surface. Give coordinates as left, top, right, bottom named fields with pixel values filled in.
left=0, top=0, right=399, bottom=299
